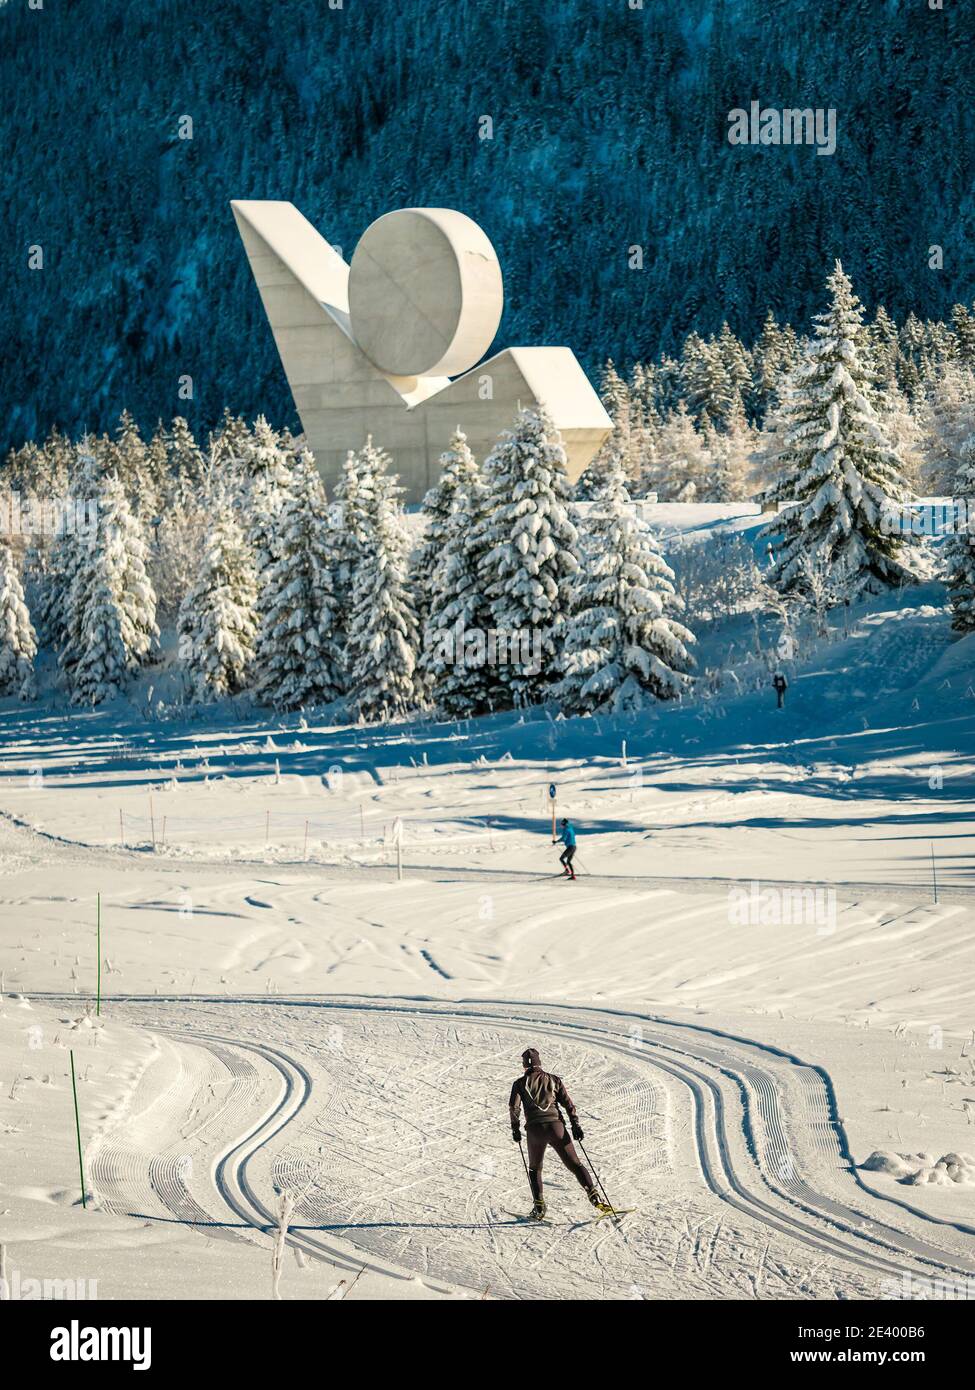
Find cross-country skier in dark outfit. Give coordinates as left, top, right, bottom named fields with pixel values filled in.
left=509, top=1047, right=604, bottom=1219
left=555, top=818, right=577, bottom=879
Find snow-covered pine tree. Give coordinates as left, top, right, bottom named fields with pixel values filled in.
left=878, top=381, right=923, bottom=491
left=702, top=395, right=756, bottom=502
left=421, top=466, right=497, bottom=717
left=716, top=323, right=754, bottom=416
left=345, top=440, right=420, bottom=721
left=178, top=505, right=257, bottom=700
left=241, top=416, right=296, bottom=661
left=112, top=410, right=161, bottom=530
left=474, top=405, right=580, bottom=706
left=943, top=436, right=975, bottom=633
left=245, top=415, right=294, bottom=572
left=0, top=542, right=37, bottom=698
left=916, top=363, right=975, bottom=494
left=166, top=415, right=205, bottom=489
left=208, top=410, right=252, bottom=490
left=152, top=465, right=210, bottom=621
left=61, top=469, right=159, bottom=705
left=654, top=403, right=713, bottom=501
left=654, top=354, right=683, bottom=416
left=414, top=429, right=479, bottom=635
left=627, top=362, right=664, bottom=495
left=681, top=334, right=736, bottom=426
left=752, top=312, right=803, bottom=418
left=555, top=451, right=695, bottom=714
left=870, top=306, right=904, bottom=392
left=31, top=438, right=100, bottom=649
left=329, top=443, right=377, bottom=685
left=42, top=427, right=75, bottom=495
left=951, top=304, right=975, bottom=375
left=631, top=362, right=662, bottom=431
left=253, top=457, right=342, bottom=709
left=632, top=423, right=663, bottom=500
left=760, top=261, right=926, bottom=601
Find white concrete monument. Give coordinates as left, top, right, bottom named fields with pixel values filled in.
left=231, top=200, right=611, bottom=503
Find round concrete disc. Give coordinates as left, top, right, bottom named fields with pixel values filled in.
left=348, top=208, right=503, bottom=378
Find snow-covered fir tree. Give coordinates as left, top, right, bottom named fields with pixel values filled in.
left=555, top=452, right=695, bottom=714
left=761, top=261, right=926, bottom=601
left=414, top=429, right=480, bottom=634
left=715, top=323, right=754, bottom=415
left=952, top=304, right=975, bottom=375
left=207, top=410, right=253, bottom=493
left=702, top=396, right=756, bottom=501
left=681, top=333, right=736, bottom=426
left=165, top=415, right=205, bottom=487
left=627, top=363, right=664, bottom=492
left=329, top=442, right=377, bottom=685
left=345, top=440, right=420, bottom=721
left=474, top=406, right=580, bottom=706
left=420, top=465, right=497, bottom=717
left=178, top=505, right=257, bottom=700
left=60, top=469, right=159, bottom=705
left=654, top=403, right=713, bottom=501
left=878, top=381, right=923, bottom=491
left=151, top=469, right=210, bottom=620
left=869, top=305, right=904, bottom=392
left=31, top=438, right=100, bottom=648
left=752, top=311, right=802, bottom=416
left=944, top=436, right=975, bottom=633
left=112, top=410, right=161, bottom=529
left=244, top=415, right=294, bottom=575
left=916, top=363, right=975, bottom=493
left=253, top=457, right=342, bottom=709
left=0, top=542, right=37, bottom=698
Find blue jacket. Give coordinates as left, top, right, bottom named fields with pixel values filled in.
left=559, top=823, right=577, bottom=848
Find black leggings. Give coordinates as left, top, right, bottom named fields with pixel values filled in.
left=559, top=846, right=576, bottom=872
left=526, top=1121, right=592, bottom=1201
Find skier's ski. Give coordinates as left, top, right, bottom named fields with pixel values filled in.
left=593, top=1206, right=635, bottom=1223
left=499, top=1207, right=634, bottom=1227
left=500, top=1208, right=557, bottom=1226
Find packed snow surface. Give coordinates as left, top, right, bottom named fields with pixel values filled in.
left=2, top=590, right=975, bottom=1299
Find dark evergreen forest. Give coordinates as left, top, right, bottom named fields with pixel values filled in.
left=3, top=0, right=973, bottom=455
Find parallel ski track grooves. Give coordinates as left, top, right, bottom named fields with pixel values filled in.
left=41, top=995, right=968, bottom=1284
left=157, top=1027, right=450, bottom=1288
left=125, top=998, right=975, bottom=1290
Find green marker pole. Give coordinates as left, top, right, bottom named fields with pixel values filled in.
left=96, top=892, right=101, bottom=1017
left=69, top=1050, right=87, bottom=1210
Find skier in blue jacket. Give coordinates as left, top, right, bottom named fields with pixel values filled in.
left=556, top=818, right=577, bottom=879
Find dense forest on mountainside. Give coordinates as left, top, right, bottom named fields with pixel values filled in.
left=2, top=0, right=973, bottom=454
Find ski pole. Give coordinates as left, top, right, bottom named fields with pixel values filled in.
left=517, top=1138, right=532, bottom=1196
left=577, top=1137, right=614, bottom=1212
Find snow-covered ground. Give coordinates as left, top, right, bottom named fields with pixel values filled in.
left=2, top=584, right=975, bottom=1300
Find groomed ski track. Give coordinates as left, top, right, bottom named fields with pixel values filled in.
left=59, top=994, right=975, bottom=1301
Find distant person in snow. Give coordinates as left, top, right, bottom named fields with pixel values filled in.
left=509, top=1047, right=603, bottom=1219
left=773, top=671, right=788, bottom=709
left=555, top=817, right=577, bottom=879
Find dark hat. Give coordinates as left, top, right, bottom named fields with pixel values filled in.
left=521, top=1047, right=541, bottom=1068
left=560, top=817, right=568, bottom=825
